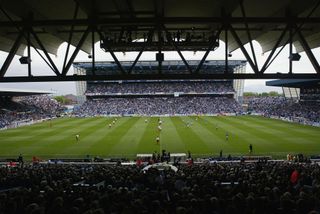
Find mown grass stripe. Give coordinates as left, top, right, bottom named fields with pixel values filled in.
left=136, top=117, right=161, bottom=154
left=109, top=117, right=150, bottom=156
left=48, top=117, right=120, bottom=157
left=159, top=117, right=186, bottom=154
left=88, top=117, right=140, bottom=157
left=0, top=117, right=98, bottom=155
left=8, top=117, right=106, bottom=157
left=171, top=117, right=210, bottom=154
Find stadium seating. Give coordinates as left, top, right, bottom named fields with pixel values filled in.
left=0, top=161, right=319, bottom=213
left=75, top=97, right=242, bottom=116
left=0, top=95, right=64, bottom=129
left=246, top=97, right=320, bottom=123
left=85, top=81, right=235, bottom=95
left=76, top=81, right=242, bottom=116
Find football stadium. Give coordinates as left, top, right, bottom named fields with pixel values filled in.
left=0, top=0, right=320, bottom=213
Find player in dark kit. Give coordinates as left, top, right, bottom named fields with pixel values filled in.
left=249, top=144, right=253, bottom=154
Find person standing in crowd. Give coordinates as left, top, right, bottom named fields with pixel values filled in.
left=17, top=154, right=24, bottom=167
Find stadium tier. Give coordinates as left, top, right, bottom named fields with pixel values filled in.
left=0, top=94, right=64, bottom=129
left=1, top=1, right=320, bottom=213
left=254, top=79, right=320, bottom=125
left=266, top=79, right=320, bottom=102
left=85, top=81, right=235, bottom=96
left=76, top=97, right=242, bottom=116
left=246, top=97, right=320, bottom=124
left=73, top=60, right=246, bottom=116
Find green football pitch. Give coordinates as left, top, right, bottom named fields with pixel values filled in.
left=0, top=116, right=319, bottom=160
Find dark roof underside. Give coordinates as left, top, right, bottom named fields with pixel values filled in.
left=266, top=79, right=320, bottom=88
left=0, top=0, right=319, bottom=54
left=0, top=89, right=51, bottom=97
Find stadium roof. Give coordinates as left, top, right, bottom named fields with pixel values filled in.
left=0, top=0, right=319, bottom=54
left=0, top=88, right=52, bottom=96
left=0, top=0, right=319, bottom=81
left=266, top=79, right=320, bottom=88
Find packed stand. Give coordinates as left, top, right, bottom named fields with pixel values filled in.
left=19, top=95, right=63, bottom=116
left=85, top=81, right=234, bottom=95
left=75, top=97, right=242, bottom=116
left=247, top=97, right=320, bottom=123
left=0, top=95, right=64, bottom=129
left=0, top=161, right=320, bottom=213
left=78, top=81, right=241, bottom=116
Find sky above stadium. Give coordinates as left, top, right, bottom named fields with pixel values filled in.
left=0, top=40, right=319, bottom=95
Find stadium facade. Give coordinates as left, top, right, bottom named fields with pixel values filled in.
left=73, top=60, right=247, bottom=107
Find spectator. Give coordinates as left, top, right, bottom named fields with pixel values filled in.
left=0, top=161, right=319, bottom=213
left=0, top=95, right=64, bottom=129
left=246, top=96, right=320, bottom=124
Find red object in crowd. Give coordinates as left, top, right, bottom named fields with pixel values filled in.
left=187, top=159, right=193, bottom=166
left=8, top=161, right=17, bottom=167
left=136, top=159, right=142, bottom=166
left=290, top=169, right=299, bottom=184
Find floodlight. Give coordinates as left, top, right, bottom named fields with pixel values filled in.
left=19, top=56, right=31, bottom=64
left=289, top=53, right=301, bottom=61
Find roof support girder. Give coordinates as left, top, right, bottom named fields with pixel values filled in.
left=239, top=0, right=258, bottom=70
left=0, top=30, right=24, bottom=78
left=128, top=46, right=145, bottom=74
left=164, top=27, right=192, bottom=74
left=224, top=27, right=229, bottom=74
left=295, top=25, right=320, bottom=74
left=62, top=2, right=80, bottom=73
left=229, top=24, right=259, bottom=74
left=260, top=25, right=288, bottom=74
left=91, top=26, right=96, bottom=76
left=30, top=29, right=61, bottom=76
left=0, top=73, right=318, bottom=82
left=62, top=26, right=91, bottom=76
left=0, top=17, right=320, bottom=27
left=194, top=28, right=222, bottom=74
left=105, top=46, right=126, bottom=75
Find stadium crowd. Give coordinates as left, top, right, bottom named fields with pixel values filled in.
left=75, top=97, right=242, bottom=116
left=247, top=97, right=320, bottom=123
left=0, top=95, right=63, bottom=129
left=85, top=82, right=234, bottom=95
left=0, top=161, right=320, bottom=214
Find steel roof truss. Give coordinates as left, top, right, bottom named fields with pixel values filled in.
left=0, top=30, right=24, bottom=78
left=0, top=73, right=318, bottom=82
left=62, top=26, right=91, bottom=76
left=30, top=29, right=60, bottom=76
left=260, top=25, right=289, bottom=74
left=239, top=0, right=258, bottom=70
left=63, top=2, right=80, bottom=73
left=295, top=25, right=320, bottom=74
left=229, top=24, right=259, bottom=74
left=163, top=27, right=192, bottom=74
